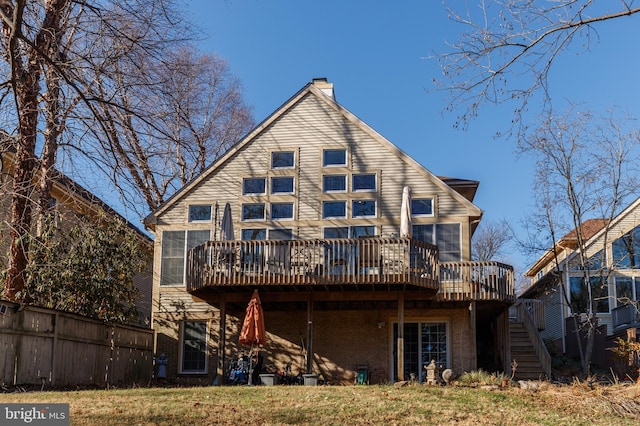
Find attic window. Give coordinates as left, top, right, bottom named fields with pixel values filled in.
left=243, top=178, right=266, bottom=195
left=323, top=149, right=346, bottom=167
left=271, top=151, right=295, bottom=169
left=411, top=198, right=434, bottom=216
left=188, top=205, right=212, bottom=222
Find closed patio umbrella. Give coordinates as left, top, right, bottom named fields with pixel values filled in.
left=221, top=203, right=234, bottom=241
left=239, top=290, right=266, bottom=384
left=400, top=186, right=412, bottom=238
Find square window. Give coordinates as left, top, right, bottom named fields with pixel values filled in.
left=271, top=177, right=294, bottom=194
left=242, top=203, right=265, bottom=220
left=352, top=174, right=376, bottom=191
left=412, top=198, right=434, bottom=216
left=243, top=178, right=266, bottom=195
left=271, top=151, right=295, bottom=168
left=323, top=175, right=346, bottom=192
left=352, top=200, right=376, bottom=218
left=188, top=205, right=212, bottom=222
left=322, top=201, right=346, bottom=218
left=323, top=149, right=346, bottom=167
left=271, top=203, right=294, bottom=220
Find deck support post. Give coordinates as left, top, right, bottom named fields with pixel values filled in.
left=397, top=292, right=405, bottom=381
left=217, top=293, right=226, bottom=383
left=469, top=301, right=477, bottom=371
left=306, top=292, right=314, bottom=374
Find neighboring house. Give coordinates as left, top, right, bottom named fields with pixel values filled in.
left=522, top=199, right=640, bottom=368
left=144, top=78, right=515, bottom=384
left=0, top=149, right=153, bottom=327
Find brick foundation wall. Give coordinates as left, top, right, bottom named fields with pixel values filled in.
left=153, top=304, right=476, bottom=384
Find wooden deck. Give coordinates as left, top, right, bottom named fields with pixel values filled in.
left=187, top=238, right=514, bottom=303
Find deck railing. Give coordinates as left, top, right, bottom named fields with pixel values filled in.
left=187, top=238, right=515, bottom=303
left=187, top=237, right=439, bottom=292
left=437, top=261, right=515, bottom=302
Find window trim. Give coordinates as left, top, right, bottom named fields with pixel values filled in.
left=188, top=204, right=213, bottom=223
left=270, top=202, right=295, bottom=220
left=242, top=203, right=266, bottom=221
left=351, top=173, right=377, bottom=192
left=179, top=320, right=208, bottom=375
left=271, top=150, right=296, bottom=169
left=322, top=200, right=347, bottom=219
left=351, top=199, right=377, bottom=218
left=271, top=176, right=295, bottom=194
left=322, top=148, right=347, bottom=167
left=322, top=174, right=347, bottom=193
left=411, top=198, right=435, bottom=217
left=242, top=177, right=267, bottom=195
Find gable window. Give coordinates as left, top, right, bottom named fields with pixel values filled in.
left=612, top=225, right=640, bottom=269
left=271, top=176, right=294, bottom=194
left=188, top=205, right=212, bottom=222
left=243, top=178, right=266, bottom=195
left=323, top=149, right=347, bottom=167
left=322, top=201, right=346, bottom=219
left=180, top=321, right=207, bottom=374
left=271, top=151, right=295, bottom=169
left=352, top=200, right=376, bottom=218
left=271, top=203, right=294, bottom=220
left=413, top=223, right=461, bottom=261
left=242, top=228, right=266, bottom=241
left=161, top=230, right=210, bottom=286
left=323, top=175, right=347, bottom=192
left=412, top=198, right=434, bottom=216
left=352, top=174, right=376, bottom=192
left=242, top=203, right=265, bottom=221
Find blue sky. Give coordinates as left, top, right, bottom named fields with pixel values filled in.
left=185, top=1, right=640, bottom=275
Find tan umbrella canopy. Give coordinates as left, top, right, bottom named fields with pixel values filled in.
left=400, top=186, right=412, bottom=238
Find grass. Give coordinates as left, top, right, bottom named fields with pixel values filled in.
left=1, top=382, right=639, bottom=425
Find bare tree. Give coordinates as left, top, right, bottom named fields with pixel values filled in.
left=472, top=219, right=512, bottom=262
left=435, top=1, right=640, bottom=133
left=0, top=1, right=252, bottom=301
left=89, top=47, right=254, bottom=214
left=522, top=105, right=640, bottom=373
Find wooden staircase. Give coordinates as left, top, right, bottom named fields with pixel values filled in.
left=510, top=321, right=546, bottom=380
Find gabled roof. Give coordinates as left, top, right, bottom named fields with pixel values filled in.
left=522, top=197, right=640, bottom=297
left=524, top=218, right=609, bottom=278
left=144, top=79, right=483, bottom=229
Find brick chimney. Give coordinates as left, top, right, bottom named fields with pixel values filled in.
left=312, top=77, right=335, bottom=100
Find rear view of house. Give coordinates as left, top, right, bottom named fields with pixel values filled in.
left=144, top=79, right=515, bottom=384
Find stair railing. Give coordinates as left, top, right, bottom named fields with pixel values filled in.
left=514, top=299, right=552, bottom=379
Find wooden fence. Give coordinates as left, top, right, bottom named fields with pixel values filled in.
left=0, top=300, right=154, bottom=387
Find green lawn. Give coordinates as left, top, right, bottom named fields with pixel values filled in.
left=1, top=383, right=639, bottom=425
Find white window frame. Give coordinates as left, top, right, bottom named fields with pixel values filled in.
left=188, top=204, right=212, bottom=223
left=242, top=203, right=266, bottom=221
left=322, top=148, right=347, bottom=167
left=270, top=202, right=294, bottom=220
left=352, top=173, right=377, bottom=192
left=411, top=198, right=435, bottom=217
left=322, top=200, right=347, bottom=219
left=242, top=177, right=267, bottom=195
left=322, top=174, right=347, bottom=193
left=351, top=199, right=377, bottom=218
left=271, top=151, right=295, bottom=169
left=271, top=176, right=295, bottom=194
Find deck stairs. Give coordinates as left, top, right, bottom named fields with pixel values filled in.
left=509, top=322, right=547, bottom=380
